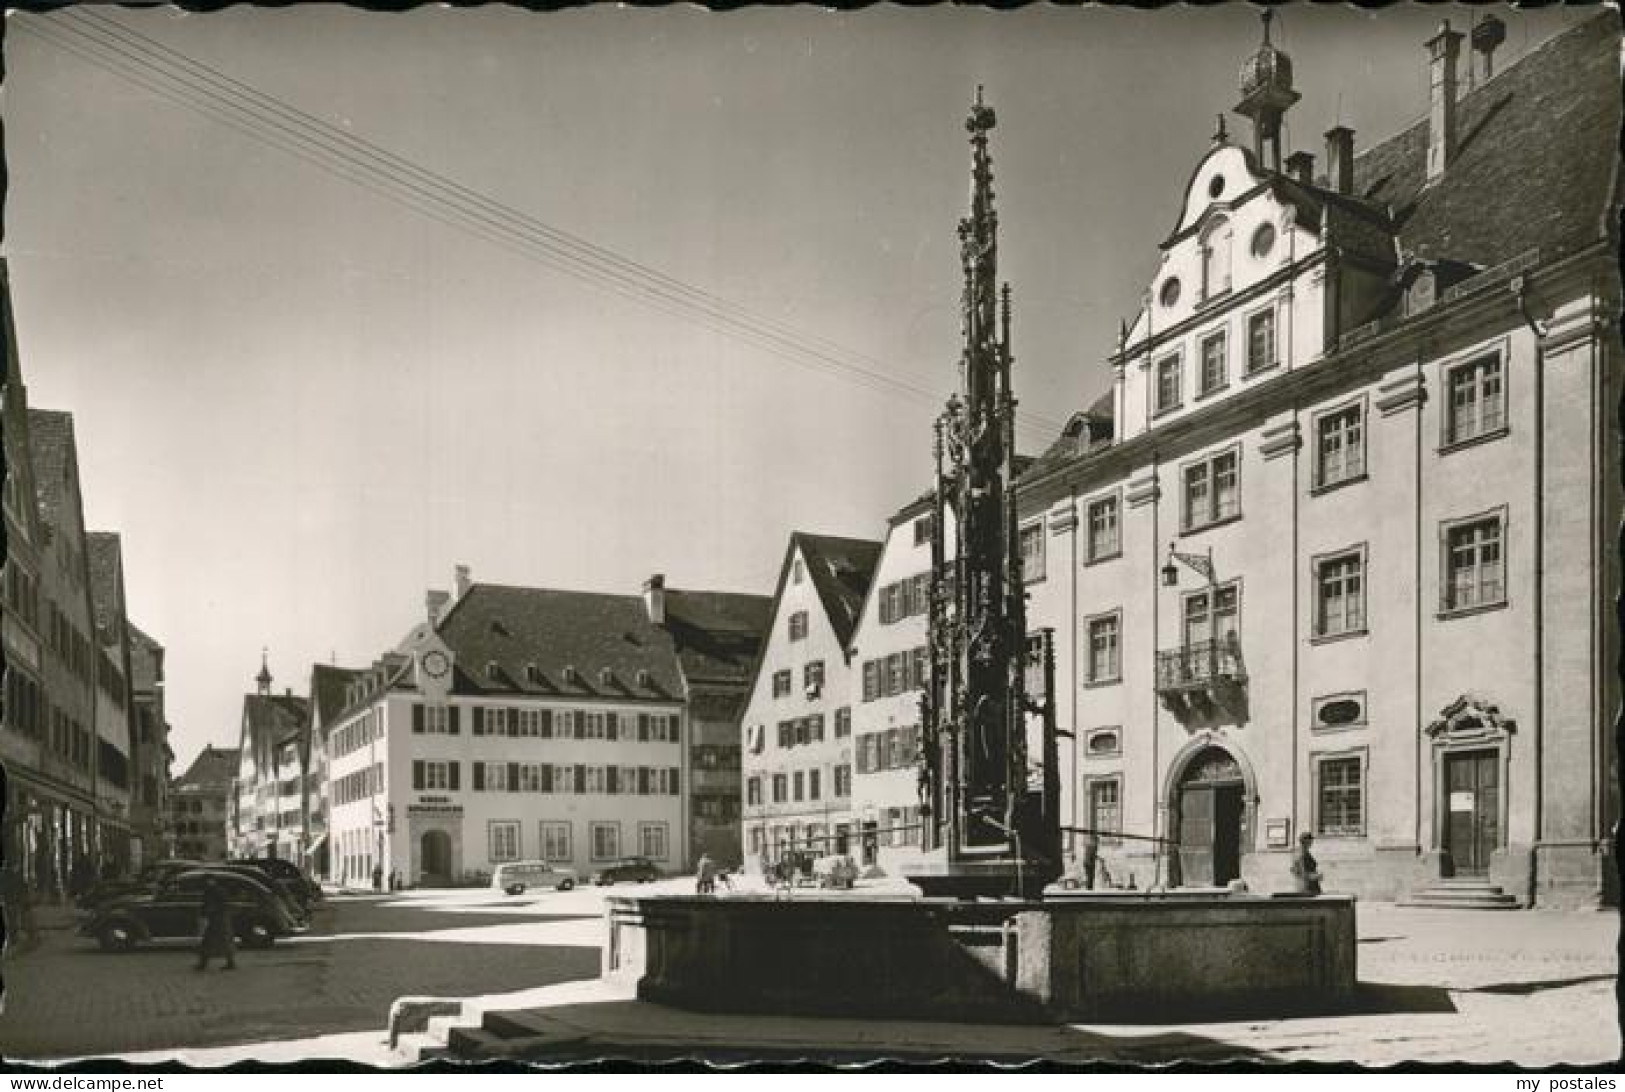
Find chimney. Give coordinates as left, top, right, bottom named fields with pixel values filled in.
left=643, top=573, right=666, bottom=625
left=1425, top=21, right=1463, bottom=184
left=453, top=564, right=472, bottom=601
left=1471, top=15, right=1506, bottom=82
left=1324, top=126, right=1355, bottom=195
left=426, top=589, right=450, bottom=627
left=1284, top=151, right=1315, bottom=186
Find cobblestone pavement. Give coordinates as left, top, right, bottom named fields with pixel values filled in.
left=2, top=885, right=1615, bottom=1067
left=0, top=890, right=603, bottom=1061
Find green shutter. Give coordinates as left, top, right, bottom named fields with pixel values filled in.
left=473, top=762, right=485, bottom=791
left=508, top=761, right=520, bottom=791
left=541, top=709, right=553, bottom=738
left=472, top=707, right=485, bottom=735
left=605, top=712, right=618, bottom=741
left=448, top=762, right=460, bottom=791
left=448, top=706, right=461, bottom=735
left=413, top=760, right=424, bottom=790
left=412, top=704, right=425, bottom=734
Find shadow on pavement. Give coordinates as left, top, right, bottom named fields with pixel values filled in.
left=310, top=906, right=596, bottom=934
left=1347, top=982, right=1457, bottom=1015
left=459, top=998, right=1275, bottom=1066
left=1464, top=973, right=1617, bottom=996
left=0, top=938, right=601, bottom=1061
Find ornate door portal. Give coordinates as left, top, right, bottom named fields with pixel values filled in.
left=1175, top=746, right=1246, bottom=887
left=1443, top=749, right=1499, bottom=876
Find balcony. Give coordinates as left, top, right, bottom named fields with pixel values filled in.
left=1155, top=636, right=1247, bottom=719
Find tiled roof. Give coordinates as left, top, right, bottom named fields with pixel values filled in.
left=309, top=663, right=364, bottom=730
left=85, top=532, right=124, bottom=645
left=127, top=622, right=163, bottom=692
left=663, top=589, right=773, bottom=688
left=792, top=532, right=884, bottom=648
left=26, top=408, right=76, bottom=536
left=243, top=692, right=309, bottom=758
left=437, top=584, right=688, bottom=700
left=1350, top=13, right=1618, bottom=269
left=176, top=745, right=239, bottom=789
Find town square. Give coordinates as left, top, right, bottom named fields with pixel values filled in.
left=0, top=2, right=1617, bottom=1073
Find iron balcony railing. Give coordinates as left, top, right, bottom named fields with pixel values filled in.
left=1154, top=636, right=1247, bottom=693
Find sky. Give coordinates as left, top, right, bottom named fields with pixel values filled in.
left=1, top=4, right=1585, bottom=772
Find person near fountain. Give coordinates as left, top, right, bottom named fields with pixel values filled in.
left=1290, top=832, right=1323, bottom=896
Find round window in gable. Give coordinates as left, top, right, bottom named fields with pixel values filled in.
left=1251, top=222, right=1277, bottom=260
left=1159, top=277, right=1181, bottom=308
left=1208, top=174, right=1226, bottom=200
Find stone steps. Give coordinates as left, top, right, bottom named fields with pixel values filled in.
left=1400, top=879, right=1521, bottom=909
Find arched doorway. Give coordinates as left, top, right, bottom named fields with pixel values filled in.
left=420, top=830, right=452, bottom=885
left=1172, top=745, right=1248, bottom=887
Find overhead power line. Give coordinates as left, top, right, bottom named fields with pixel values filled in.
left=18, top=10, right=1068, bottom=437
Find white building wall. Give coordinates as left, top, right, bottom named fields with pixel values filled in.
left=740, top=541, right=858, bottom=872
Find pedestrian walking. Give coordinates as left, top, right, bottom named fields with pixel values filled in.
left=695, top=853, right=716, bottom=896
left=1290, top=832, right=1324, bottom=896
left=195, top=877, right=237, bottom=971
left=389, top=869, right=400, bottom=892
left=1080, top=834, right=1100, bottom=890
left=371, top=864, right=383, bottom=892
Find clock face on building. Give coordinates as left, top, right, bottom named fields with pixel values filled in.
left=422, top=651, right=449, bottom=679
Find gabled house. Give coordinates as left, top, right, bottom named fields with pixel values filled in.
left=739, top=533, right=882, bottom=872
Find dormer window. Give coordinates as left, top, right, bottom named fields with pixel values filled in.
left=562, top=664, right=578, bottom=684
left=636, top=669, right=652, bottom=688
left=1200, top=216, right=1233, bottom=300
left=524, top=662, right=540, bottom=684
left=599, top=667, right=615, bottom=687
left=484, top=660, right=500, bottom=680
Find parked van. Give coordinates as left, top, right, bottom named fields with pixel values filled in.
left=490, top=860, right=578, bottom=896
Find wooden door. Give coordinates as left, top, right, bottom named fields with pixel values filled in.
left=1212, top=784, right=1245, bottom=885
left=1178, top=785, right=1215, bottom=886
left=1444, top=750, right=1499, bottom=875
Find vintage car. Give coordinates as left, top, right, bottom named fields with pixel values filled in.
left=73, top=859, right=203, bottom=911
left=212, top=863, right=313, bottom=925
left=590, top=856, right=662, bottom=886
left=490, top=860, right=578, bottom=896
left=237, top=857, right=323, bottom=903
left=79, top=868, right=306, bottom=952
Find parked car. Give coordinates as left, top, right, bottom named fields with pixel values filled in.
left=79, top=868, right=305, bottom=952
left=213, top=863, right=312, bottom=925
left=490, top=861, right=577, bottom=896
left=238, top=857, right=322, bottom=903
left=590, top=856, right=662, bottom=886
left=73, top=859, right=203, bottom=911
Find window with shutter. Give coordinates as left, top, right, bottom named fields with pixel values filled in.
left=541, top=764, right=554, bottom=793
left=473, top=707, right=486, bottom=736
left=413, top=760, right=425, bottom=790
left=447, top=762, right=460, bottom=791
left=413, top=705, right=425, bottom=734
left=473, top=763, right=486, bottom=791
left=639, top=767, right=651, bottom=795
left=448, top=706, right=461, bottom=735
left=669, top=767, right=680, bottom=795
left=606, top=712, right=618, bottom=741
left=607, top=767, right=619, bottom=794
left=541, top=709, right=553, bottom=738
left=575, top=764, right=586, bottom=792
left=669, top=716, right=680, bottom=743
